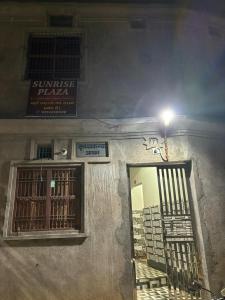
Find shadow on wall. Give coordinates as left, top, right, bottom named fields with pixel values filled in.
left=0, top=240, right=67, bottom=300
left=0, top=235, right=91, bottom=300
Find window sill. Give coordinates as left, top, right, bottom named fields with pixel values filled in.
left=3, top=231, right=88, bottom=241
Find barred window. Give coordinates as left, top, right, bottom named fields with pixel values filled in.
left=12, top=166, right=82, bottom=232
left=26, top=35, right=81, bottom=79
left=37, top=145, right=53, bottom=159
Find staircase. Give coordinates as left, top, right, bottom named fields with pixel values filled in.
left=135, top=260, right=167, bottom=290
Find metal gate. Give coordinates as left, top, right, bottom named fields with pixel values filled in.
left=157, top=163, right=200, bottom=299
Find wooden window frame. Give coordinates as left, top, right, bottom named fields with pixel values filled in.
left=3, top=162, right=86, bottom=241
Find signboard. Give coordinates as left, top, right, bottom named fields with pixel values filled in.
left=76, top=142, right=108, bottom=157
left=27, top=80, right=77, bottom=116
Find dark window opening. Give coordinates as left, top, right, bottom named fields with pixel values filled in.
left=49, top=15, right=73, bottom=27
left=12, top=166, right=82, bottom=232
left=26, top=35, right=81, bottom=79
left=37, top=145, right=53, bottom=159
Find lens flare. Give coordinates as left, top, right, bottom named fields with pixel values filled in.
left=160, top=109, right=175, bottom=127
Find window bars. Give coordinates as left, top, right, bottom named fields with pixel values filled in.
left=26, top=35, right=81, bottom=79
left=13, top=167, right=82, bottom=232
left=37, top=145, right=53, bottom=159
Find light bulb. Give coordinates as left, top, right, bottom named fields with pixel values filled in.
left=160, top=109, right=175, bottom=127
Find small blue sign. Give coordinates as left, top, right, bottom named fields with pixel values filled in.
left=76, top=142, right=108, bottom=157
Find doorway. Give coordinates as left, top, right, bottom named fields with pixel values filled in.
left=128, top=163, right=201, bottom=300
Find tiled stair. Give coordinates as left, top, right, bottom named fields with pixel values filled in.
left=136, top=276, right=167, bottom=290
left=135, top=260, right=167, bottom=290
left=137, top=287, right=201, bottom=300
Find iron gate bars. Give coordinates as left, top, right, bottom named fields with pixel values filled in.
left=157, top=165, right=200, bottom=299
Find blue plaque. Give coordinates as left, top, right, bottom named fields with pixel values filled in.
left=76, top=142, right=108, bottom=157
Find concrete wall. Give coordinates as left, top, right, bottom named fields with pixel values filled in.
left=0, top=118, right=224, bottom=299
left=0, top=2, right=225, bottom=118
left=188, top=135, right=225, bottom=293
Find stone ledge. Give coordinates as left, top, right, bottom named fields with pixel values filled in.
left=0, top=117, right=224, bottom=139
left=3, top=232, right=88, bottom=241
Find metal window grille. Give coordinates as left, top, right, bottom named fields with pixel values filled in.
left=12, top=166, right=82, bottom=232
left=26, top=35, right=81, bottom=79
left=37, top=145, right=52, bottom=159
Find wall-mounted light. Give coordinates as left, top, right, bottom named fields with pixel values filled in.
left=143, top=108, right=175, bottom=162
left=160, top=108, right=175, bottom=127
left=159, top=108, right=175, bottom=161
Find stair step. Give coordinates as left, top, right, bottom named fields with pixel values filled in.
left=137, top=287, right=201, bottom=300
left=136, top=276, right=167, bottom=290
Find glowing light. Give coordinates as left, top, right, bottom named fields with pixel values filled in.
left=160, top=109, right=175, bottom=127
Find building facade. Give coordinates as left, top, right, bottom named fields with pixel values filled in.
left=0, top=1, right=225, bottom=300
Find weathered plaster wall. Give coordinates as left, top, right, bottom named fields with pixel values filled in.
left=188, top=136, right=225, bottom=294
left=0, top=118, right=224, bottom=299
left=0, top=2, right=225, bottom=118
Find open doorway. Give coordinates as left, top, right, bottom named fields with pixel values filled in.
left=128, top=163, right=201, bottom=300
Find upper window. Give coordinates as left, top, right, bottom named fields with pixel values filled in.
left=12, top=166, right=82, bottom=233
left=26, top=35, right=81, bottom=80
